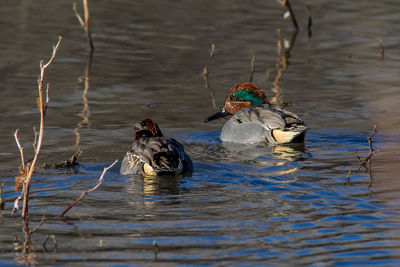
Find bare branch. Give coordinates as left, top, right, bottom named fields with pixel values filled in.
left=59, top=160, right=118, bottom=219
left=21, top=36, right=62, bottom=219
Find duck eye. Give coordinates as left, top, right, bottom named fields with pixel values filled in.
left=137, top=130, right=153, bottom=138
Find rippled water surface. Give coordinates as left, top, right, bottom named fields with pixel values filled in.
left=1, top=0, right=400, bottom=265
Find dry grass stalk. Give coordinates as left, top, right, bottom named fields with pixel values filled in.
left=249, top=51, right=255, bottom=83
left=59, top=159, right=118, bottom=219
left=203, top=66, right=216, bottom=110
left=73, top=0, right=94, bottom=52
left=278, top=0, right=299, bottom=30
left=14, top=37, right=62, bottom=219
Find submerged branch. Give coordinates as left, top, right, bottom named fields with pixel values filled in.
left=42, top=149, right=82, bottom=169
left=347, top=123, right=379, bottom=188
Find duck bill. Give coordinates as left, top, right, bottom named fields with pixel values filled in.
left=204, top=109, right=229, bottom=122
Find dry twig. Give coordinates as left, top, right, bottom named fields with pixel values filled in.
left=59, top=160, right=118, bottom=219
left=16, top=37, right=62, bottom=219
left=249, top=51, right=255, bottom=83
left=379, top=38, right=384, bottom=61
left=203, top=66, right=216, bottom=110
left=14, top=129, right=25, bottom=171
left=360, top=123, right=378, bottom=170
left=73, top=0, right=94, bottom=52
left=349, top=124, right=378, bottom=187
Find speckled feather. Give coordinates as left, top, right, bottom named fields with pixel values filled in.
left=121, top=119, right=191, bottom=175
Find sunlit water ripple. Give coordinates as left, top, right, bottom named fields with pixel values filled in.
left=1, top=0, right=400, bottom=265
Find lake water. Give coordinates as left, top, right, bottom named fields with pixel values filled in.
left=1, top=0, right=400, bottom=265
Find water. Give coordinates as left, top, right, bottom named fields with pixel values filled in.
left=1, top=0, right=400, bottom=265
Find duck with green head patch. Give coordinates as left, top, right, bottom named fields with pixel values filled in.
left=204, top=83, right=308, bottom=144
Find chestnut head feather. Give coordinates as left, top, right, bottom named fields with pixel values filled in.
left=134, top=119, right=163, bottom=140
left=205, top=83, right=269, bottom=122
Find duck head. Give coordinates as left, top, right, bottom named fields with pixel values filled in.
left=134, top=119, right=163, bottom=140
left=204, top=83, right=269, bottom=122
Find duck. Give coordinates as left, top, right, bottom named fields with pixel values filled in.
left=120, top=119, right=192, bottom=176
left=204, top=83, right=308, bottom=144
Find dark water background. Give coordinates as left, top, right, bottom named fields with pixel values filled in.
left=1, top=0, right=400, bottom=265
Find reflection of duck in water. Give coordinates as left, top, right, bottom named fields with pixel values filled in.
left=120, top=119, right=192, bottom=176
left=205, top=83, right=308, bottom=144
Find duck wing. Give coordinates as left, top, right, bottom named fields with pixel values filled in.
left=265, top=104, right=305, bottom=126
left=227, top=105, right=307, bottom=144
left=233, top=106, right=286, bottom=130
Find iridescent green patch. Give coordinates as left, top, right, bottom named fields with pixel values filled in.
left=232, top=89, right=263, bottom=105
